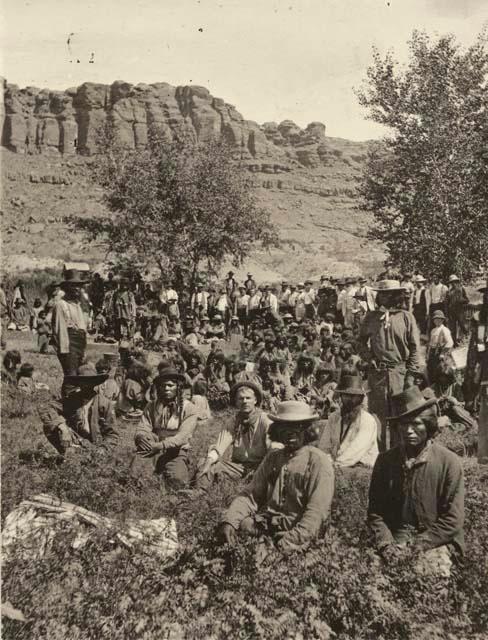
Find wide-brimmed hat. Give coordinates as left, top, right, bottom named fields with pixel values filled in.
left=304, top=279, right=313, bottom=285
left=414, top=275, right=426, bottom=283
left=335, top=374, right=369, bottom=395
left=431, top=310, right=446, bottom=320
left=58, top=269, right=89, bottom=287
left=335, top=278, right=346, bottom=286
left=64, top=363, right=108, bottom=387
left=282, top=313, right=293, bottom=320
left=268, top=400, right=319, bottom=423
left=230, top=380, right=263, bottom=406
left=103, top=352, right=119, bottom=366
left=388, top=386, right=438, bottom=421
left=448, top=274, right=460, bottom=283
left=373, top=279, right=406, bottom=292
left=154, top=367, right=186, bottom=384
left=213, top=314, right=222, bottom=321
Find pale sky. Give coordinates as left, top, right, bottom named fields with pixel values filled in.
left=1, top=0, right=487, bottom=140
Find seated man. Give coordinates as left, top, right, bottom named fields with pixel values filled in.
left=194, top=381, right=273, bottom=491
left=218, top=400, right=335, bottom=553
left=40, top=363, right=119, bottom=454
left=134, top=367, right=198, bottom=489
left=367, top=386, right=464, bottom=576
left=317, top=374, right=379, bottom=468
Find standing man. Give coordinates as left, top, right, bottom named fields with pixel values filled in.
left=244, top=273, right=257, bottom=293
left=400, top=272, right=415, bottom=312
left=342, top=277, right=358, bottom=329
left=191, top=282, right=209, bottom=318
left=287, top=284, right=299, bottom=317
left=248, top=287, right=262, bottom=325
left=302, top=280, right=316, bottom=320
left=472, top=283, right=488, bottom=463
left=317, top=277, right=337, bottom=320
left=429, top=276, right=448, bottom=317
left=357, top=277, right=376, bottom=312
left=225, top=271, right=237, bottom=297
left=335, top=278, right=346, bottom=324
left=279, top=281, right=291, bottom=314
left=113, top=278, right=137, bottom=340
left=52, top=270, right=89, bottom=391
left=446, top=275, right=469, bottom=347
left=412, top=275, right=430, bottom=335
left=359, top=280, right=421, bottom=451
left=235, top=285, right=250, bottom=335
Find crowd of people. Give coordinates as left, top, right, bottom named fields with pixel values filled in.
left=2, top=265, right=487, bottom=577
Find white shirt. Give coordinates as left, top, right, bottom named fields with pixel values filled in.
left=429, top=283, right=448, bottom=305
left=429, top=325, right=454, bottom=351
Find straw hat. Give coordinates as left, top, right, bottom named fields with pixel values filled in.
left=268, top=400, right=319, bottom=423
left=448, top=274, right=460, bottom=283
left=373, top=279, right=406, bottom=292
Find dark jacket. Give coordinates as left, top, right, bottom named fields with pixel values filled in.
left=367, top=442, right=464, bottom=555
left=64, top=388, right=119, bottom=450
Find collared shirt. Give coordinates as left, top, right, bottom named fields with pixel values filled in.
left=136, top=399, right=198, bottom=450
left=222, top=446, right=334, bottom=552
left=428, top=325, right=454, bottom=351
left=52, top=299, right=87, bottom=354
left=248, top=293, right=262, bottom=311
left=318, top=407, right=379, bottom=467
left=207, top=408, right=272, bottom=464
left=429, top=283, right=448, bottom=305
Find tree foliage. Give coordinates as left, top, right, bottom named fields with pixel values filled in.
left=357, top=30, right=488, bottom=280
left=72, top=126, right=279, bottom=289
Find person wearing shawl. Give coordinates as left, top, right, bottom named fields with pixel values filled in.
left=367, top=386, right=464, bottom=577
left=359, top=280, right=421, bottom=451
left=318, top=374, right=378, bottom=467
left=135, top=367, right=198, bottom=489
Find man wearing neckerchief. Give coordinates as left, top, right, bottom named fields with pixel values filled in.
left=359, top=279, right=421, bottom=451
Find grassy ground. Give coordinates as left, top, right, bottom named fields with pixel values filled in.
left=2, top=333, right=488, bottom=639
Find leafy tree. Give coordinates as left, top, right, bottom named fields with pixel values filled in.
left=357, top=30, right=488, bottom=281
left=73, top=127, right=279, bottom=291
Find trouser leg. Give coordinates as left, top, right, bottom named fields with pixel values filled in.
left=194, top=459, right=248, bottom=490
left=478, top=387, right=488, bottom=464
left=155, top=448, right=190, bottom=490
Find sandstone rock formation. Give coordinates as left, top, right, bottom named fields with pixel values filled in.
left=1, top=77, right=330, bottom=169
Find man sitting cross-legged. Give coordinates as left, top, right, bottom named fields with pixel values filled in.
left=217, top=400, right=335, bottom=553
left=193, top=381, right=275, bottom=491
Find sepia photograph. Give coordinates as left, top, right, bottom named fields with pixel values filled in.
left=1, top=0, right=488, bottom=638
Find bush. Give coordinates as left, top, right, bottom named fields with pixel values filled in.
left=2, top=338, right=488, bottom=638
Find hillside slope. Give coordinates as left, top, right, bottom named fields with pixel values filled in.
left=1, top=78, right=384, bottom=279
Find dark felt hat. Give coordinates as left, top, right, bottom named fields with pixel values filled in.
left=388, top=386, right=438, bottom=421
left=335, top=374, right=368, bottom=395
left=154, top=367, right=186, bottom=384
left=230, top=380, right=263, bottom=406
left=64, top=363, right=108, bottom=387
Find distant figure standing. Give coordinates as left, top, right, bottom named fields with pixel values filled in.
left=52, top=270, right=88, bottom=392
left=446, top=275, right=469, bottom=346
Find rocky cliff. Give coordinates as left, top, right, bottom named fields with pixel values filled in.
left=1, top=78, right=334, bottom=171
left=1, top=78, right=383, bottom=278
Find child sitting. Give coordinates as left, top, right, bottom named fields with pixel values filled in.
left=95, top=357, right=120, bottom=404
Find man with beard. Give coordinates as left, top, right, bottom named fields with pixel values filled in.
left=318, top=373, right=378, bottom=467
left=218, top=400, right=334, bottom=553
left=359, top=280, right=421, bottom=451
